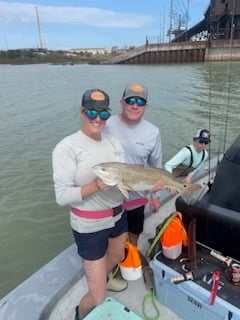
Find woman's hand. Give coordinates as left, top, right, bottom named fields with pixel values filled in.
left=81, top=179, right=112, bottom=199
left=95, top=179, right=112, bottom=191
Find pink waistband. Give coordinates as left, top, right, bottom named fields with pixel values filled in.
left=71, top=198, right=148, bottom=219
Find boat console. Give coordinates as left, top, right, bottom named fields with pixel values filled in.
left=176, top=133, right=240, bottom=262
left=151, top=134, right=240, bottom=320
left=151, top=246, right=240, bottom=320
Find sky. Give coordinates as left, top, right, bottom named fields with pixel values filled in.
left=0, top=0, right=210, bottom=51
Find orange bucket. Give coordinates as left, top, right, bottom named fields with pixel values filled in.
left=119, top=242, right=142, bottom=280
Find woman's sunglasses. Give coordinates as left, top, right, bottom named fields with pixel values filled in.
left=84, top=109, right=111, bottom=121
left=124, top=97, right=147, bottom=107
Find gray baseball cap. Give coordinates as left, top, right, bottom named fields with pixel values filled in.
left=122, top=83, right=148, bottom=101
left=81, top=89, right=110, bottom=110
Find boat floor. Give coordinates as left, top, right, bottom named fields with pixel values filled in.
left=108, top=277, right=183, bottom=320
left=49, top=258, right=183, bottom=320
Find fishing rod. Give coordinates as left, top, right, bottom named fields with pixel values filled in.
left=206, top=0, right=236, bottom=186
left=217, top=0, right=235, bottom=156
left=222, top=0, right=235, bottom=153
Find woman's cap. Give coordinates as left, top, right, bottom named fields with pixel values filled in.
left=194, top=129, right=211, bottom=142
left=81, top=89, right=110, bottom=110
left=122, top=83, right=148, bottom=100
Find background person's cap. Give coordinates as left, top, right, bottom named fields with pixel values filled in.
left=81, top=89, right=110, bottom=110
left=122, top=84, right=148, bottom=101
left=194, top=129, right=211, bottom=142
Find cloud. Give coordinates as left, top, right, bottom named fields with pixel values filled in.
left=0, top=1, right=154, bottom=28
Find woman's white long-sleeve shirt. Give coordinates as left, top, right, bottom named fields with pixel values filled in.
left=52, top=130, right=125, bottom=233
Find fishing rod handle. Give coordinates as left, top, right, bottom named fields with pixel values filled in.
left=210, top=250, right=232, bottom=267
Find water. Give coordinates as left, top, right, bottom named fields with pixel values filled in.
left=0, top=62, right=240, bottom=298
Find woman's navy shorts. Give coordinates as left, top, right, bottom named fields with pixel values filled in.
left=72, top=211, right=128, bottom=260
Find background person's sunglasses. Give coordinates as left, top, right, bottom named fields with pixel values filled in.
left=199, top=140, right=209, bottom=145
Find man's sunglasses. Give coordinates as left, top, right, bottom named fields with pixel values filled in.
left=199, top=140, right=209, bottom=145
left=124, top=97, right=147, bottom=107
left=84, top=109, right=111, bottom=121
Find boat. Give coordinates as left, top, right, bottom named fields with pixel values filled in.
left=2, top=131, right=240, bottom=320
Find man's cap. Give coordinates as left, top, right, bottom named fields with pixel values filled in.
left=81, top=89, right=110, bottom=110
left=122, top=84, right=148, bottom=101
left=194, top=129, right=211, bottom=142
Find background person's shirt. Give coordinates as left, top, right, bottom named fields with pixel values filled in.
left=164, top=144, right=208, bottom=178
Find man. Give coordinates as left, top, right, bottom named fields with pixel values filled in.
left=104, top=83, right=163, bottom=246
left=164, top=128, right=211, bottom=184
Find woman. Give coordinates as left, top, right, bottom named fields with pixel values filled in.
left=52, top=89, right=128, bottom=319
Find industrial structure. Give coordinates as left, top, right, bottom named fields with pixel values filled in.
left=209, top=0, right=240, bottom=39
left=168, top=0, right=190, bottom=41
left=172, top=0, right=240, bottom=42
left=105, top=0, right=240, bottom=64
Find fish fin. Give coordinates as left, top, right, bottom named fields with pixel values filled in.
left=118, top=186, right=129, bottom=199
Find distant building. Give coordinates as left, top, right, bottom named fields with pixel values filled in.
left=69, top=47, right=114, bottom=55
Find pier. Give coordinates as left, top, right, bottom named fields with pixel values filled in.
left=103, top=40, right=240, bottom=65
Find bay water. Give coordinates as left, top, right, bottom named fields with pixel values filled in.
left=0, top=62, right=240, bottom=298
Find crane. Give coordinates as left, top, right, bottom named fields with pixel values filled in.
left=168, top=0, right=190, bottom=41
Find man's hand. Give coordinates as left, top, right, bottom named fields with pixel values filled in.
left=149, top=179, right=164, bottom=193
left=183, top=176, right=192, bottom=185
left=168, top=187, right=178, bottom=195
left=149, top=197, right=160, bottom=213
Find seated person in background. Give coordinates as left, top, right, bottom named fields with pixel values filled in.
left=164, top=129, right=211, bottom=185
